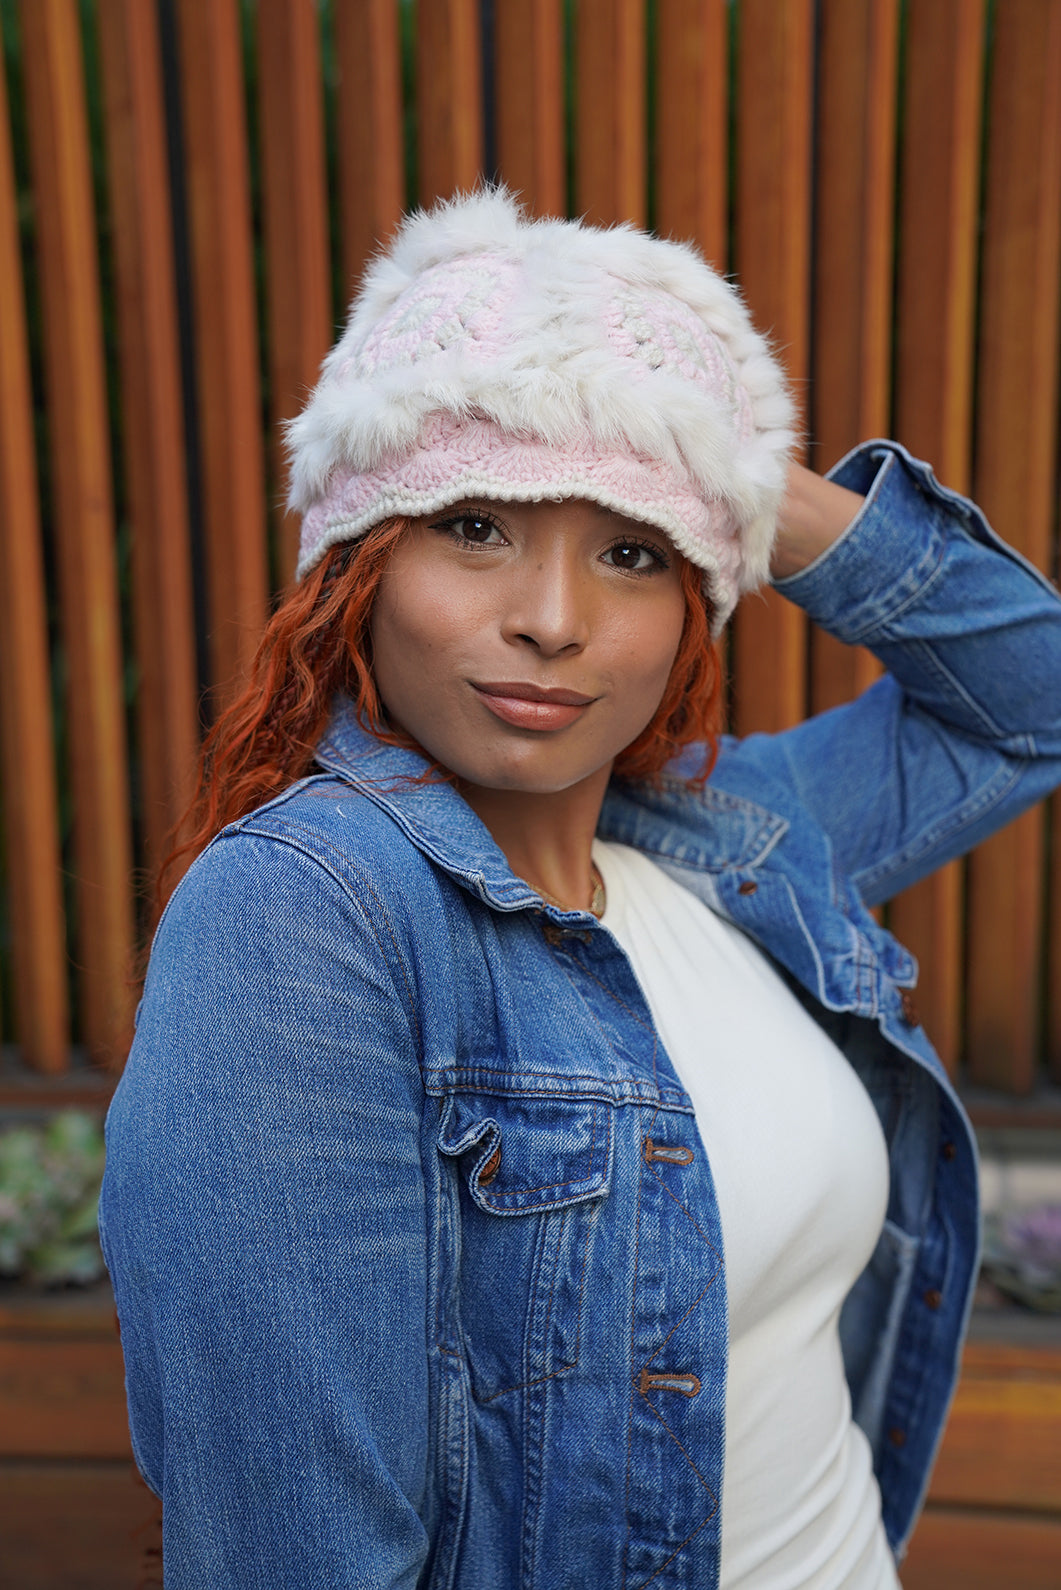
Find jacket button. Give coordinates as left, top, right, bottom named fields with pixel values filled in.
left=923, top=1288, right=942, bottom=1311
left=542, top=919, right=564, bottom=947
left=899, top=989, right=919, bottom=1026
left=888, top=1427, right=906, bottom=1448
left=941, top=1140, right=957, bottom=1161
left=738, top=880, right=758, bottom=896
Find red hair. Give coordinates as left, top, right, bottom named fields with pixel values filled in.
left=162, top=521, right=723, bottom=901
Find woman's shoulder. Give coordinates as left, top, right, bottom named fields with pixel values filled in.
left=164, top=774, right=439, bottom=945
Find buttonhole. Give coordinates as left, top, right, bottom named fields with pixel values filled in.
left=638, top=1368, right=701, bottom=1398
left=643, top=1137, right=694, bottom=1166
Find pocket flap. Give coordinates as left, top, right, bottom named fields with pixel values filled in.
left=437, top=1092, right=614, bottom=1214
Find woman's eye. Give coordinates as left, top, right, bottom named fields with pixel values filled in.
left=433, top=512, right=505, bottom=546
left=604, top=541, right=668, bottom=573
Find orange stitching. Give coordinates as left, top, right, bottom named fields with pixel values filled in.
left=638, top=1393, right=719, bottom=1504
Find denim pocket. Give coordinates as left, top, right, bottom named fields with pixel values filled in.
left=437, top=1092, right=613, bottom=1401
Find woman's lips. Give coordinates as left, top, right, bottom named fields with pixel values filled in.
left=471, top=681, right=596, bottom=732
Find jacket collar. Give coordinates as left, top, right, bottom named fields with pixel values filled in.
left=314, top=698, right=786, bottom=911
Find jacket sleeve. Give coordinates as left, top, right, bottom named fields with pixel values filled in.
left=753, top=440, right=1061, bottom=906
left=99, top=828, right=429, bottom=1589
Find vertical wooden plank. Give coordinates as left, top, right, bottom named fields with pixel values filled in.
left=494, top=0, right=565, bottom=218
left=257, top=0, right=332, bottom=582
left=890, top=0, right=987, bottom=1073
left=333, top=0, right=405, bottom=293
left=730, top=0, right=814, bottom=735
left=1053, top=793, right=1061, bottom=1082
left=0, top=13, right=70, bottom=1071
left=967, top=0, right=1061, bottom=1093
left=415, top=0, right=484, bottom=206
left=810, top=0, right=899, bottom=714
left=177, top=0, right=268, bottom=697
left=95, top=0, right=200, bottom=878
left=574, top=0, right=646, bottom=226
left=18, top=0, right=135, bottom=1064
left=654, top=0, right=728, bottom=266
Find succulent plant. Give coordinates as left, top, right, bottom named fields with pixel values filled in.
left=981, top=1204, right=1061, bottom=1314
left=0, top=1110, right=106, bottom=1286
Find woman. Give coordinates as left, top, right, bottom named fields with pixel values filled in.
left=101, top=190, right=1061, bottom=1589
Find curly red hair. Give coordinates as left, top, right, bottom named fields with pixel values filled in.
left=162, top=519, right=723, bottom=900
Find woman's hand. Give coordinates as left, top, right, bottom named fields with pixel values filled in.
left=770, top=460, right=866, bottom=581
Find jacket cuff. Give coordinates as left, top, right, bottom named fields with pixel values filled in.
left=772, top=438, right=1054, bottom=645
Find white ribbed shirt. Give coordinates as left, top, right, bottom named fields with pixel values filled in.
left=593, top=841, right=899, bottom=1590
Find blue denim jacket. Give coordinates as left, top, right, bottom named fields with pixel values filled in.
left=101, top=443, right=1061, bottom=1589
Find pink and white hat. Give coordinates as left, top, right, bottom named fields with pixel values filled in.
left=286, top=189, right=794, bottom=631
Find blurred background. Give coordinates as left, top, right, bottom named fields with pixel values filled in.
left=0, top=1, right=1059, bottom=1585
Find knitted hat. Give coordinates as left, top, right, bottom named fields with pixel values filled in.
left=287, top=188, right=794, bottom=630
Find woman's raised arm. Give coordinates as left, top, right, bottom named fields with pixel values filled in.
left=749, top=440, right=1061, bottom=903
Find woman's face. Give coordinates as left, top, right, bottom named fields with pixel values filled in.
left=369, top=499, right=688, bottom=797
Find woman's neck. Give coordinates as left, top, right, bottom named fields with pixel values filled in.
left=458, top=764, right=611, bottom=912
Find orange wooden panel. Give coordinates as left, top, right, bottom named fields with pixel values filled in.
left=889, top=0, right=987, bottom=1073
left=730, top=0, right=814, bottom=735
left=18, top=0, right=135, bottom=1065
left=333, top=0, right=405, bottom=293
left=966, top=0, right=1061, bottom=1094
left=574, top=0, right=646, bottom=227
left=177, top=0, right=268, bottom=698
left=894, top=0, right=985, bottom=483
left=901, top=1509, right=1061, bottom=1590
left=415, top=0, right=484, bottom=206
left=0, top=1338, right=131, bottom=1459
left=0, top=11, right=69, bottom=1071
left=257, top=0, right=333, bottom=582
left=494, top=0, right=565, bottom=218
left=809, top=0, right=899, bottom=716
left=654, top=0, right=727, bottom=267
left=929, top=1346, right=1061, bottom=1511
left=96, top=0, right=200, bottom=879
left=0, top=1463, right=157, bottom=1590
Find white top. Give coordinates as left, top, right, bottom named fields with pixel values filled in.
left=592, top=841, right=899, bottom=1590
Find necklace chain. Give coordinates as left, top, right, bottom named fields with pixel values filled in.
left=537, top=862, right=606, bottom=920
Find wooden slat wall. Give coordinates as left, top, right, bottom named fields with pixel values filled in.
left=889, top=0, right=987, bottom=1073
left=1, top=0, right=1059, bottom=1102
left=967, top=0, right=1061, bottom=1093
left=17, top=0, right=135, bottom=1065
left=730, top=0, right=814, bottom=737
left=176, top=0, right=268, bottom=698
left=0, top=7, right=68, bottom=1072
left=256, top=0, right=332, bottom=581
left=96, top=0, right=200, bottom=878
left=809, top=0, right=896, bottom=716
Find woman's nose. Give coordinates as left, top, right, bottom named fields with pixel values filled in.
left=503, top=559, right=590, bottom=656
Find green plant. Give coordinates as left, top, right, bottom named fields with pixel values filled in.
left=0, top=1110, right=106, bottom=1286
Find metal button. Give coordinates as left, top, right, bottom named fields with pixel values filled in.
left=941, top=1141, right=957, bottom=1162
left=923, top=1288, right=942, bottom=1311
left=899, top=988, right=919, bottom=1026
left=479, top=1144, right=501, bottom=1186
left=888, top=1427, right=906, bottom=1448
left=738, top=880, right=758, bottom=896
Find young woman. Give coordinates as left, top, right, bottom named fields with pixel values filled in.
left=100, top=190, right=1061, bottom=1589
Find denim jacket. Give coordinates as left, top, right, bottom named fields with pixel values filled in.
left=101, top=442, right=1061, bottom=1589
